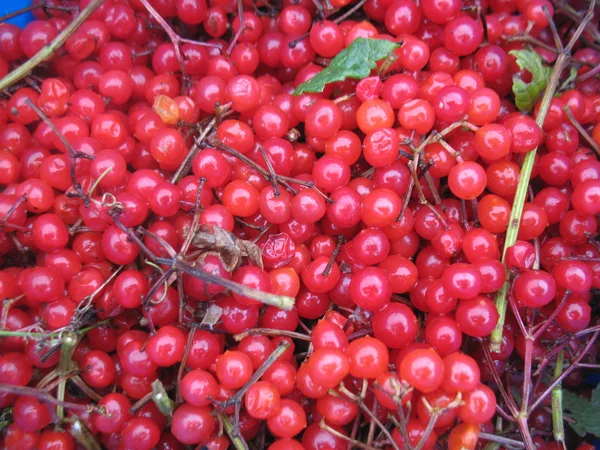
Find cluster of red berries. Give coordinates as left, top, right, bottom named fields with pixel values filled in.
left=0, top=0, right=599, bottom=449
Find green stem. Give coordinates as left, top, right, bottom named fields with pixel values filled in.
left=0, top=330, right=46, bottom=338
left=77, top=320, right=110, bottom=335
left=220, top=413, right=249, bottom=450
left=552, top=350, right=565, bottom=444
left=68, top=418, right=103, bottom=450
left=56, top=332, right=78, bottom=420
left=0, top=0, right=107, bottom=91
left=490, top=52, right=569, bottom=351
left=0, top=319, right=110, bottom=339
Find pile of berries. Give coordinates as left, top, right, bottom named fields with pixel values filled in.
left=0, top=0, right=599, bottom=449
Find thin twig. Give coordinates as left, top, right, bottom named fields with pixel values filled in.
left=320, top=420, right=379, bottom=450
left=332, top=0, right=368, bottom=23
left=564, top=105, right=600, bottom=156
left=171, top=118, right=217, bottom=184
left=227, top=0, right=246, bottom=54
left=0, top=3, right=41, bottom=22
left=233, top=328, right=311, bottom=342
left=0, top=384, right=99, bottom=413
left=480, top=433, right=525, bottom=448
left=532, top=290, right=570, bottom=340
left=137, top=0, right=188, bottom=91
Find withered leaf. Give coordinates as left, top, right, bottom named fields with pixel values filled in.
left=191, top=225, right=263, bottom=271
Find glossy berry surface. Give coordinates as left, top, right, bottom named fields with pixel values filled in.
left=0, top=2, right=596, bottom=450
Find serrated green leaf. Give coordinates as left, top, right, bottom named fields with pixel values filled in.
left=510, top=49, right=552, bottom=112
left=293, top=38, right=400, bottom=95
left=562, top=385, right=600, bottom=438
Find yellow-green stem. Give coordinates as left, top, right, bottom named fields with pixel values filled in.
left=56, top=332, right=78, bottom=420
left=69, top=418, right=103, bottom=450
left=552, top=350, right=565, bottom=444
left=220, top=413, right=249, bottom=450
left=490, top=53, right=569, bottom=351
left=0, top=0, right=106, bottom=91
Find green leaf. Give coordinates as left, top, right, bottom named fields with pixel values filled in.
left=293, top=38, right=400, bottom=95
left=510, top=49, right=552, bottom=112
left=562, top=384, right=600, bottom=437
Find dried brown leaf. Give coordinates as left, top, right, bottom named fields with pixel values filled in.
left=191, top=225, right=263, bottom=271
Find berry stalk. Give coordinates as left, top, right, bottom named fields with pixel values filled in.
left=551, top=350, right=565, bottom=445
left=56, top=331, right=78, bottom=419
left=480, top=433, right=526, bottom=448
left=337, top=383, right=401, bottom=450
left=319, top=419, right=379, bottom=450
left=220, top=413, right=250, bottom=450
left=69, top=418, right=103, bottom=450
left=0, top=383, right=99, bottom=412
left=217, top=340, right=290, bottom=445
left=0, top=0, right=106, bottom=91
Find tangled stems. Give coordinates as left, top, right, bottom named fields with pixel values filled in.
left=23, top=98, right=94, bottom=205
left=319, top=420, right=379, bottom=450
left=169, top=257, right=295, bottom=310
left=171, top=118, right=218, bottom=184
left=136, top=0, right=221, bottom=95
left=482, top=318, right=599, bottom=450
left=336, top=383, right=401, bottom=450
left=109, top=210, right=295, bottom=310
left=215, top=340, right=290, bottom=445
left=530, top=330, right=600, bottom=413
left=208, top=137, right=332, bottom=203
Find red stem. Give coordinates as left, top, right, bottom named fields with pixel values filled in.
left=479, top=339, right=519, bottom=415
left=0, top=384, right=98, bottom=413
left=532, top=290, right=570, bottom=340
left=529, top=330, right=600, bottom=413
